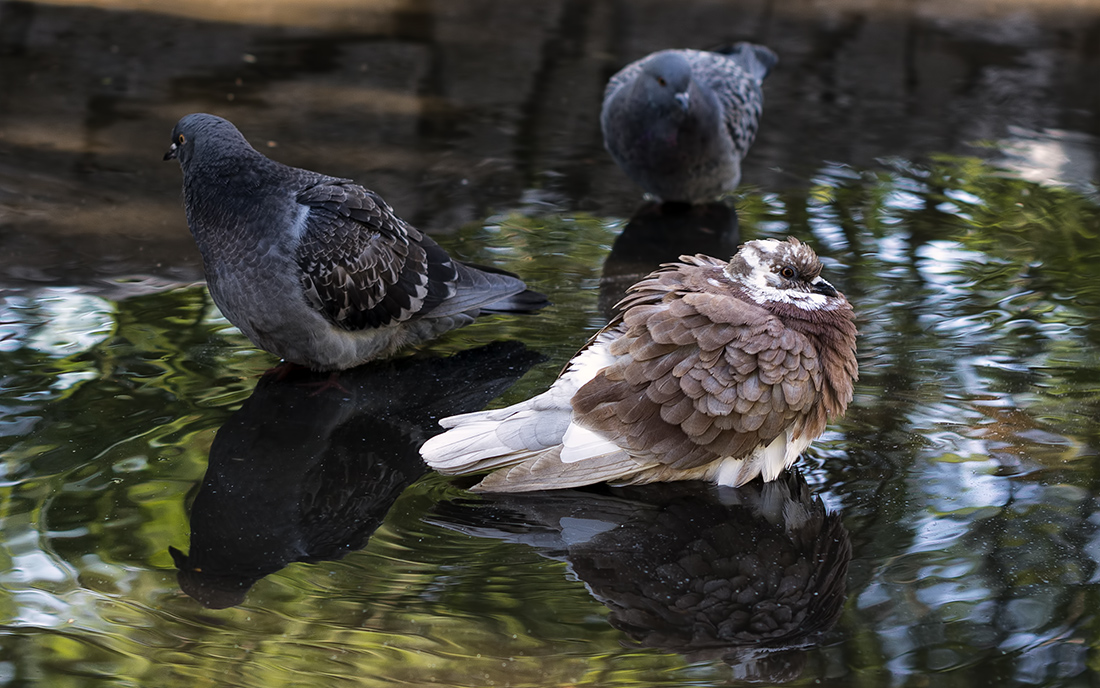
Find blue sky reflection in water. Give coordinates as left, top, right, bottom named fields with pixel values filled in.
left=0, top=153, right=1099, bottom=686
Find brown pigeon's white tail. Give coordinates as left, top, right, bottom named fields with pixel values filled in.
left=420, top=400, right=562, bottom=476
left=420, top=330, right=621, bottom=484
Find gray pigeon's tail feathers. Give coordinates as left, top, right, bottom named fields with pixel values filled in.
left=459, top=262, right=550, bottom=314
left=717, top=42, right=778, bottom=82
left=427, top=262, right=549, bottom=318
left=480, top=288, right=551, bottom=314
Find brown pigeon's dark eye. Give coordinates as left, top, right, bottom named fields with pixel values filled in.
left=177, top=134, right=185, bottom=144
left=779, top=266, right=797, bottom=279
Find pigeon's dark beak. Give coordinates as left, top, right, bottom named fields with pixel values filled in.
left=674, top=92, right=690, bottom=111
left=812, top=278, right=838, bottom=297
left=163, top=143, right=179, bottom=161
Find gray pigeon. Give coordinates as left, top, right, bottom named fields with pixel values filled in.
left=600, top=43, right=777, bottom=203
left=421, top=238, right=858, bottom=492
left=165, top=113, right=547, bottom=371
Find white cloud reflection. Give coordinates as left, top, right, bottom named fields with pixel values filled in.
left=998, top=127, right=1099, bottom=191
left=0, top=288, right=114, bottom=357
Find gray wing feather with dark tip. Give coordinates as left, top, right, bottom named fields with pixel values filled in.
left=295, top=180, right=537, bottom=331
left=295, top=180, right=447, bottom=331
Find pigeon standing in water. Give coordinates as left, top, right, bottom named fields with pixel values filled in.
left=421, top=238, right=858, bottom=492
left=600, top=43, right=777, bottom=203
left=165, top=113, right=547, bottom=371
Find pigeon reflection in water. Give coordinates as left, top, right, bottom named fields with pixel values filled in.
left=169, top=341, right=545, bottom=609
left=431, top=470, right=850, bottom=681
left=599, top=201, right=740, bottom=319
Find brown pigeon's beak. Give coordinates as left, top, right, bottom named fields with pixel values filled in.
left=164, top=143, right=178, bottom=161
left=812, top=278, right=838, bottom=297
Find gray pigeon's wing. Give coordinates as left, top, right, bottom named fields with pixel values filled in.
left=295, top=181, right=460, bottom=331
left=682, top=50, right=766, bottom=157
left=571, top=257, right=824, bottom=470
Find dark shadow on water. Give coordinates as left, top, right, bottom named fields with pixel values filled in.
left=599, top=201, right=740, bottom=318
left=170, top=341, right=545, bottom=609
left=431, top=469, right=850, bottom=681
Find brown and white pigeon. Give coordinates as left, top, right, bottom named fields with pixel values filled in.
left=601, top=44, right=777, bottom=203
left=165, top=113, right=546, bottom=371
left=420, top=238, right=857, bottom=491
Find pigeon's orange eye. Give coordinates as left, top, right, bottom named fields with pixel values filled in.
left=656, top=77, right=667, bottom=87
left=779, top=266, right=796, bottom=279
left=177, top=134, right=185, bottom=144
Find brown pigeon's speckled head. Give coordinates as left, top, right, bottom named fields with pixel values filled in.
left=724, top=238, right=843, bottom=310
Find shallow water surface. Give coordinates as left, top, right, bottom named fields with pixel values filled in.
left=2, top=1, right=1100, bottom=686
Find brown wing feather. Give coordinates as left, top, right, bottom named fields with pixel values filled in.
left=572, top=259, right=824, bottom=471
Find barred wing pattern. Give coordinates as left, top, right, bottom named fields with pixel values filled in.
left=296, top=181, right=457, bottom=331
